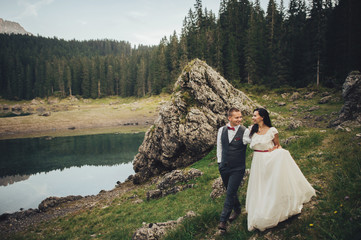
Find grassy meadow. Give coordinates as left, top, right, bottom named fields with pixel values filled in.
left=0, top=94, right=169, bottom=140
left=4, top=86, right=361, bottom=240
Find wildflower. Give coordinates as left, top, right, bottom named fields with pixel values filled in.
left=345, top=196, right=350, bottom=200
left=334, top=211, right=338, bottom=214
left=309, top=223, right=314, bottom=227
left=340, top=204, right=343, bottom=207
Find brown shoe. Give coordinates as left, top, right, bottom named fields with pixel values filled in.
left=228, top=210, right=241, bottom=222
left=218, top=221, right=227, bottom=231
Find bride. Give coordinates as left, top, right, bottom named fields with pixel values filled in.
left=245, top=108, right=316, bottom=231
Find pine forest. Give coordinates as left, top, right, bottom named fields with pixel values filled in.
left=0, top=0, right=360, bottom=100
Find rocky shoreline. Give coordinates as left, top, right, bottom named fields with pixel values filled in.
left=0, top=168, right=205, bottom=238
left=0, top=96, right=167, bottom=237
left=0, top=179, right=137, bottom=236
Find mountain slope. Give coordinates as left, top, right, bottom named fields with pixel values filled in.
left=0, top=18, right=32, bottom=35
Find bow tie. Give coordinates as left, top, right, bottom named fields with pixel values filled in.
left=227, top=126, right=235, bottom=131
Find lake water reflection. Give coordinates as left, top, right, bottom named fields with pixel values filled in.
left=0, top=132, right=144, bottom=214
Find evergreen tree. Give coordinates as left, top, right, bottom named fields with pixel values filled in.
left=80, top=58, right=91, bottom=98
left=309, top=0, right=328, bottom=87
left=106, top=64, right=115, bottom=96
left=57, top=60, right=65, bottom=97
left=64, top=65, right=72, bottom=96
left=135, top=57, right=146, bottom=97
left=245, top=0, right=266, bottom=85
left=325, top=0, right=361, bottom=85
left=25, top=64, right=33, bottom=99
left=90, top=61, right=98, bottom=98
left=154, top=39, right=169, bottom=93
left=179, top=25, right=189, bottom=71
left=265, top=0, right=287, bottom=87
left=284, top=0, right=308, bottom=86
left=167, top=31, right=180, bottom=82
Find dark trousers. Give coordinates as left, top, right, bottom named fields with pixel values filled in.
left=219, top=164, right=245, bottom=222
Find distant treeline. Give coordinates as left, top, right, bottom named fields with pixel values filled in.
left=0, top=0, right=360, bottom=100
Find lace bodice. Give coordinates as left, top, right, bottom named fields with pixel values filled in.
left=250, top=127, right=278, bottom=150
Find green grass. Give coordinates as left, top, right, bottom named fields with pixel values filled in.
left=162, top=130, right=361, bottom=240
left=5, top=87, right=361, bottom=240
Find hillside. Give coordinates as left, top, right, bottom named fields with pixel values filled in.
left=1, top=86, right=360, bottom=240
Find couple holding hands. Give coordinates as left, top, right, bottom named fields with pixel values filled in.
left=217, top=107, right=316, bottom=232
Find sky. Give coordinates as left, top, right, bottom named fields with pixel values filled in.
left=0, top=0, right=289, bottom=46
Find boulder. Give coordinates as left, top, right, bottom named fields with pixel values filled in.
left=290, top=92, right=301, bottom=101
left=308, top=105, right=320, bottom=112
left=132, top=59, right=259, bottom=184
left=321, top=92, right=330, bottom=97
left=146, top=189, right=162, bottom=200
left=68, top=96, right=79, bottom=102
left=287, top=119, right=303, bottom=130
left=303, top=113, right=313, bottom=119
left=38, top=111, right=51, bottom=117
left=146, top=169, right=203, bottom=200
left=340, top=71, right=361, bottom=119
left=11, top=104, right=22, bottom=111
left=2, top=104, right=9, bottom=111
left=281, top=93, right=289, bottom=99
left=262, top=95, right=271, bottom=100
left=319, top=95, right=332, bottom=104
left=315, top=115, right=327, bottom=122
left=304, top=92, right=316, bottom=99
left=210, top=177, right=225, bottom=199
left=132, top=211, right=196, bottom=240
left=47, top=97, right=60, bottom=105
left=329, top=71, right=361, bottom=127
left=281, top=136, right=302, bottom=145
left=210, top=169, right=250, bottom=199
left=335, top=125, right=351, bottom=132
left=289, top=105, right=299, bottom=111
left=31, top=99, right=40, bottom=105
left=38, top=195, right=83, bottom=212
left=157, top=169, right=202, bottom=190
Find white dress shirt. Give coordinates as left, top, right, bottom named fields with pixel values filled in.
left=216, top=124, right=251, bottom=163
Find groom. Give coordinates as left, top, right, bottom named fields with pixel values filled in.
left=216, top=107, right=250, bottom=232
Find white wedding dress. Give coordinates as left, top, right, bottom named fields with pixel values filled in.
left=246, top=127, right=316, bottom=231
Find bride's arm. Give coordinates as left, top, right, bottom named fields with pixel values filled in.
left=270, top=133, right=282, bottom=151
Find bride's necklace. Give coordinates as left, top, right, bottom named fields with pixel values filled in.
left=258, top=126, right=268, bottom=134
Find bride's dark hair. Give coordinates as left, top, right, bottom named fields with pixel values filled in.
left=250, top=108, right=272, bottom=137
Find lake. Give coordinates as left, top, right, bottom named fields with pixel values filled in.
left=0, top=132, right=144, bottom=215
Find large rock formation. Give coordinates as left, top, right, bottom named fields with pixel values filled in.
left=132, top=59, right=259, bottom=184
left=329, top=71, right=361, bottom=127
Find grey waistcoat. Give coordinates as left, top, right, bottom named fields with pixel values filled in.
left=221, top=125, right=247, bottom=169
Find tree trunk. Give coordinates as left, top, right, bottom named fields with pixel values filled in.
left=98, top=81, right=101, bottom=98
left=317, top=53, right=320, bottom=87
